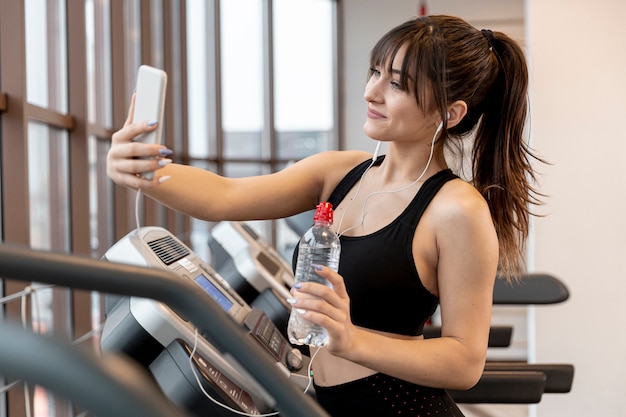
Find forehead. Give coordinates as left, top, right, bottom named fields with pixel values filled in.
left=388, top=44, right=408, bottom=70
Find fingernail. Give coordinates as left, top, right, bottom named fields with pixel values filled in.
left=158, top=148, right=173, bottom=156
left=312, top=264, right=323, bottom=271
left=158, top=158, right=172, bottom=167
left=293, top=283, right=302, bottom=289
left=286, top=298, right=297, bottom=304
left=158, top=175, right=171, bottom=184
left=147, top=120, right=158, bottom=126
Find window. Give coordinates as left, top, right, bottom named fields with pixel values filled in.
left=0, top=1, right=338, bottom=415
left=186, top=0, right=338, bottom=261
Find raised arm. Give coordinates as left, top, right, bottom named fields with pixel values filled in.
left=107, top=97, right=371, bottom=222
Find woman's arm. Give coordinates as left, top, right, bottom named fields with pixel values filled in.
left=107, top=97, right=371, bottom=221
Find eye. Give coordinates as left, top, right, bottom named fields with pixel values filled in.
left=369, top=67, right=381, bottom=78
left=390, top=80, right=402, bottom=90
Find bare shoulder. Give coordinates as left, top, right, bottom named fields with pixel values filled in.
left=430, top=178, right=490, bottom=221
left=426, top=177, right=496, bottom=243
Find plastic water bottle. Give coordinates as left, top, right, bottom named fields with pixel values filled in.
left=288, top=202, right=341, bottom=347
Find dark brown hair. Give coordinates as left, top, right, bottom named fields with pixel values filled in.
left=370, top=15, right=543, bottom=280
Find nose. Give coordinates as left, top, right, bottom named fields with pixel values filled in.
left=363, top=76, right=382, bottom=104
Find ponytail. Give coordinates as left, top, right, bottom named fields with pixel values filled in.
left=472, top=31, right=543, bottom=280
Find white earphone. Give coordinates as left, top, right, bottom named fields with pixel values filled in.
left=372, top=141, right=382, bottom=161
left=434, top=112, right=450, bottom=133
left=340, top=115, right=443, bottom=236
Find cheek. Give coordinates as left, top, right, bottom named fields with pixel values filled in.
left=392, top=105, right=423, bottom=133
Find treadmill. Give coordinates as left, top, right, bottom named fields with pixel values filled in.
left=100, top=226, right=310, bottom=416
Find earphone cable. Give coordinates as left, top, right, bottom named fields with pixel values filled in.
left=135, top=188, right=142, bottom=231
left=337, top=123, right=442, bottom=237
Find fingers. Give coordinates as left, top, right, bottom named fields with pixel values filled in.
left=289, top=267, right=349, bottom=317
left=112, top=119, right=159, bottom=145
left=109, top=95, right=172, bottom=190
left=310, top=265, right=350, bottom=299
left=109, top=151, right=170, bottom=176
left=106, top=161, right=171, bottom=190
left=107, top=124, right=173, bottom=189
left=124, top=93, right=137, bottom=127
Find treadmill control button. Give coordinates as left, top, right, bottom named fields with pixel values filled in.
left=286, top=348, right=303, bottom=371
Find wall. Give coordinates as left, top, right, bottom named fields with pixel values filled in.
left=528, top=0, right=626, bottom=415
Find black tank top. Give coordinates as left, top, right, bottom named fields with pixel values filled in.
left=295, top=156, right=458, bottom=336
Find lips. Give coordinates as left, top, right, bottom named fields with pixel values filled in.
left=367, top=108, right=386, bottom=119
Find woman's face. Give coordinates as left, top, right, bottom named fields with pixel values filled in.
left=363, top=45, right=438, bottom=143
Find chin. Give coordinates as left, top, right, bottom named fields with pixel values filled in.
left=362, top=125, right=381, bottom=140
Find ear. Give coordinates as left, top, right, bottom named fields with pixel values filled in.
left=445, top=100, right=468, bottom=129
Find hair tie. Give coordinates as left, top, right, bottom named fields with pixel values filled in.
left=481, top=29, right=494, bottom=50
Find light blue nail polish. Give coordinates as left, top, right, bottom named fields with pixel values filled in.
left=312, top=264, right=323, bottom=271
left=147, top=120, right=158, bottom=126
left=158, top=148, right=173, bottom=156
left=286, top=298, right=297, bottom=304
left=293, top=283, right=302, bottom=289
left=158, top=158, right=172, bottom=167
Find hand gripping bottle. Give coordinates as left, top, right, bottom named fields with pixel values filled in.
left=287, top=202, right=341, bottom=347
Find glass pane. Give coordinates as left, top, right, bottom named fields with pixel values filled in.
left=223, top=162, right=265, bottom=178
left=89, top=136, right=115, bottom=257
left=221, top=0, right=264, bottom=159
left=125, top=0, right=142, bottom=94
left=186, top=0, right=212, bottom=158
left=85, top=0, right=113, bottom=126
left=274, top=0, right=335, bottom=159
left=28, top=123, right=70, bottom=252
left=25, top=0, right=68, bottom=112
left=223, top=131, right=263, bottom=158
left=28, top=122, right=72, bottom=416
left=276, top=130, right=334, bottom=160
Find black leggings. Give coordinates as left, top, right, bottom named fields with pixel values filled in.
left=313, top=373, right=465, bottom=416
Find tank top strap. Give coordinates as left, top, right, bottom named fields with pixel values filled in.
left=401, top=168, right=458, bottom=229
left=327, top=156, right=384, bottom=209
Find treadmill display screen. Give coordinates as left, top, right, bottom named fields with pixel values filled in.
left=194, top=274, right=233, bottom=312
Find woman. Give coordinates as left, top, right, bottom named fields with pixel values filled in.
left=108, top=15, right=541, bottom=416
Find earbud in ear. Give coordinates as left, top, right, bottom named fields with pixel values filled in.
left=435, top=112, right=450, bottom=129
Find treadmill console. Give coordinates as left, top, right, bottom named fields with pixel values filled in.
left=101, top=227, right=309, bottom=414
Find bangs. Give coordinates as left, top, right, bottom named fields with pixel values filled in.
left=368, top=17, right=446, bottom=115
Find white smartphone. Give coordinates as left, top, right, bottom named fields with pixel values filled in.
left=132, top=65, right=167, bottom=180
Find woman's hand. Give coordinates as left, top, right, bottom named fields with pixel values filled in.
left=289, top=266, right=357, bottom=356
left=106, top=94, right=173, bottom=189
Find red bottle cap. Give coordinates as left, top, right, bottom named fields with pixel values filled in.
left=313, top=202, right=334, bottom=224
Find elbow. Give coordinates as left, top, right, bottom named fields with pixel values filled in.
left=456, top=365, right=485, bottom=390
left=451, top=359, right=486, bottom=390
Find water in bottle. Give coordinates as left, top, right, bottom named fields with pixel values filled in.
left=288, top=202, right=341, bottom=347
